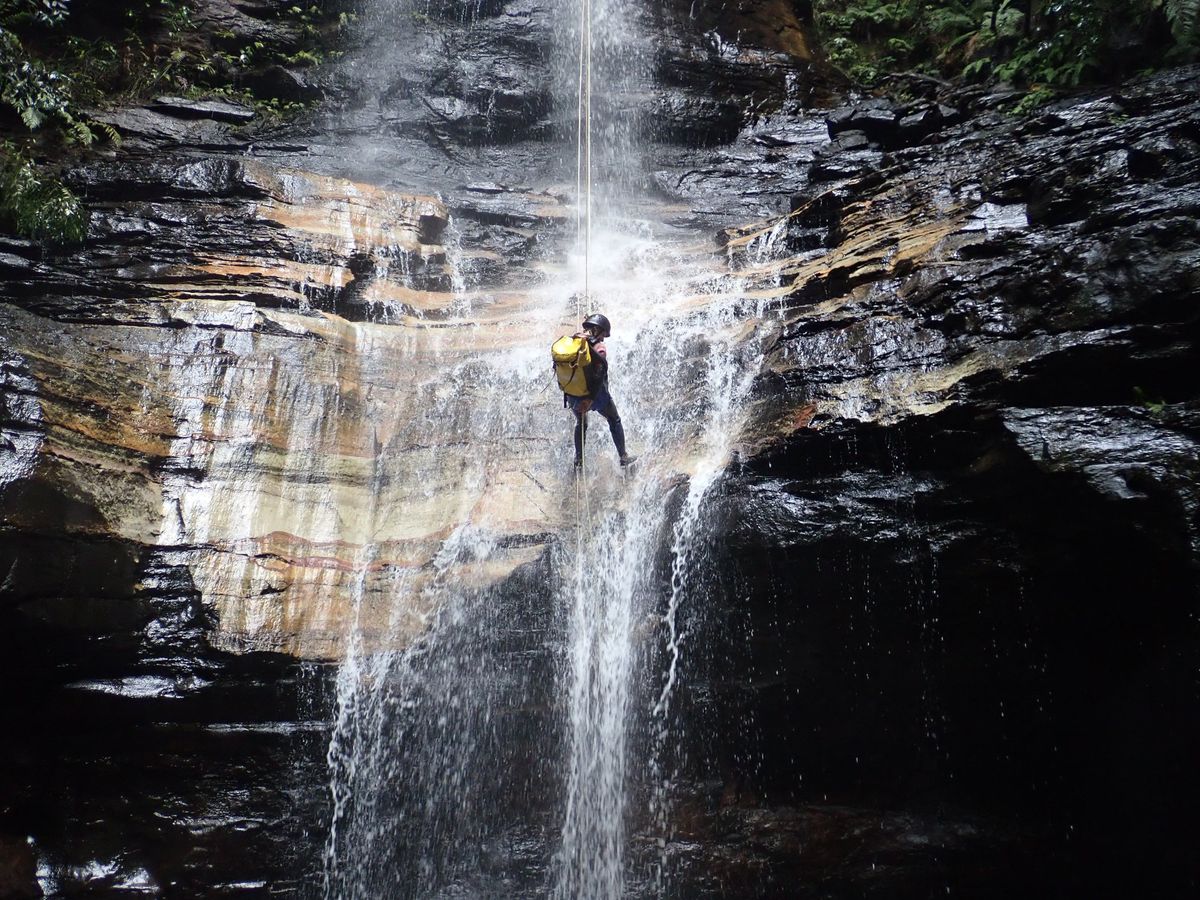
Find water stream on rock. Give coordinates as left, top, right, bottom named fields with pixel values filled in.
left=322, top=3, right=785, bottom=896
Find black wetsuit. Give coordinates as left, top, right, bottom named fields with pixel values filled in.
left=568, top=334, right=628, bottom=463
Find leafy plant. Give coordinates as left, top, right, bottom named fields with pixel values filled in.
left=0, top=0, right=337, bottom=150
left=0, top=27, right=107, bottom=142
left=1165, top=0, right=1200, bottom=53
left=0, top=141, right=87, bottom=245
left=1133, top=386, right=1168, bottom=416
left=162, top=0, right=193, bottom=34
left=0, top=0, right=72, bottom=26
left=283, top=48, right=323, bottom=67
left=813, top=0, right=1188, bottom=100
left=1011, top=84, right=1054, bottom=115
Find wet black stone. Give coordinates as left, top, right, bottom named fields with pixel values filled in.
left=69, top=157, right=268, bottom=202
left=833, top=128, right=870, bottom=150
left=698, top=399, right=1200, bottom=897
left=809, top=148, right=883, bottom=182
left=937, top=103, right=962, bottom=122
left=149, top=95, right=256, bottom=123
left=191, top=0, right=304, bottom=47
left=825, top=106, right=855, bottom=133
left=648, top=91, right=746, bottom=146
left=0, top=835, right=40, bottom=899
left=849, top=105, right=898, bottom=138
left=88, top=107, right=246, bottom=149
left=897, top=107, right=942, bottom=144
left=4, top=5, right=1200, bottom=899
left=242, top=65, right=324, bottom=103
left=0, top=252, right=36, bottom=275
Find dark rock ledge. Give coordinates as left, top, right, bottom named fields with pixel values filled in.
left=1, top=0, right=1198, bottom=895
left=668, top=65, right=1200, bottom=899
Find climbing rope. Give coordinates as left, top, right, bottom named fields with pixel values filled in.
left=576, top=0, right=593, bottom=315
left=584, top=0, right=593, bottom=309
left=574, top=0, right=594, bottom=497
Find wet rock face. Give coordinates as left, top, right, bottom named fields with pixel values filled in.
left=0, top=604, right=331, bottom=896
left=2, top=0, right=828, bottom=665
left=677, top=67, right=1200, bottom=897
left=737, top=68, right=1200, bottom=432
left=2, top=1, right=1199, bottom=898
left=0, top=836, right=39, bottom=900
left=0, top=133, right=565, bottom=894
left=2, top=2, right=828, bottom=891
left=0, top=156, right=562, bottom=660
left=685, top=418, right=1199, bottom=896
left=645, top=801, right=1055, bottom=899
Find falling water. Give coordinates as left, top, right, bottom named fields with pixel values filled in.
left=322, top=2, right=788, bottom=897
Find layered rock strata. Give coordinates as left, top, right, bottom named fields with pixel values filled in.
left=1, top=157, right=571, bottom=659
left=671, top=66, right=1200, bottom=898
left=2, top=1, right=1199, bottom=897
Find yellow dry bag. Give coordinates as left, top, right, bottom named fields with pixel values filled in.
left=551, top=335, right=592, bottom=397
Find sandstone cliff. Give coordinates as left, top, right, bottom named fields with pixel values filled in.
left=1, top=1, right=1197, bottom=896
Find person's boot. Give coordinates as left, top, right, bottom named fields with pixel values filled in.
left=619, top=454, right=637, bottom=468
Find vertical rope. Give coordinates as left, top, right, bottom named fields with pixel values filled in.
left=583, top=0, right=592, bottom=308
left=574, top=0, right=593, bottom=483
left=575, top=0, right=586, bottom=323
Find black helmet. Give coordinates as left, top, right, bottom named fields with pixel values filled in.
left=582, top=313, right=611, bottom=337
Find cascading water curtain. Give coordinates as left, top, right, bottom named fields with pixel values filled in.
left=322, top=327, right=567, bottom=898
left=320, top=1, right=791, bottom=897
left=551, top=256, right=784, bottom=899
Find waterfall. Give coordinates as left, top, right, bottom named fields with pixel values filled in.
left=322, top=2, right=786, bottom=896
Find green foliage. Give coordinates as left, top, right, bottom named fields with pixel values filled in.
left=1134, top=387, right=1168, bottom=416
left=182, top=83, right=309, bottom=123
left=1011, top=84, right=1054, bottom=115
left=285, top=3, right=323, bottom=41
left=0, top=141, right=87, bottom=245
left=813, top=1, right=1191, bottom=96
left=0, top=25, right=112, bottom=143
left=0, top=0, right=339, bottom=144
left=0, top=0, right=71, bottom=26
left=1165, top=0, right=1200, bottom=52
left=925, top=5, right=973, bottom=35
left=283, top=48, right=324, bottom=67
left=161, top=0, right=193, bottom=34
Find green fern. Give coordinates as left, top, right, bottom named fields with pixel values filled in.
left=962, top=57, right=990, bottom=80
left=18, top=104, right=44, bottom=129
left=815, top=0, right=1184, bottom=86
left=1, top=32, right=77, bottom=132
left=96, top=121, right=121, bottom=145
left=1165, top=0, right=1200, bottom=48
left=0, top=143, right=88, bottom=246
left=67, top=118, right=93, bottom=145
left=32, top=0, right=71, bottom=25
left=926, top=8, right=974, bottom=35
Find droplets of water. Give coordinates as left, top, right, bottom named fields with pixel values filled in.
left=320, top=1, right=798, bottom=896
left=548, top=205, right=788, bottom=897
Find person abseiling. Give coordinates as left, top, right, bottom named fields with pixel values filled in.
left=564, top=313, right=635, bottom=470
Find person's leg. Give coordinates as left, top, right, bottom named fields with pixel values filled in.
left=573, top=411, right=588, bottom=465
left=599, top=399, right=629, bottom=459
